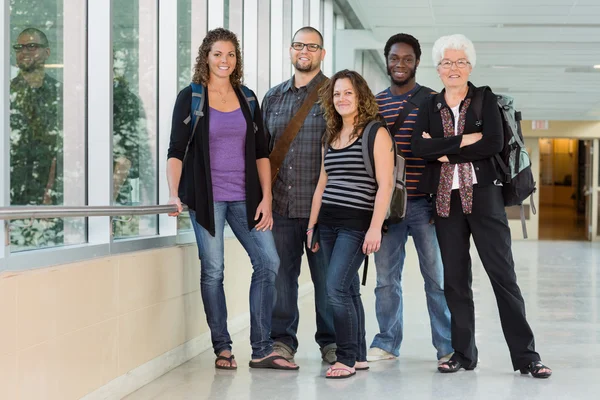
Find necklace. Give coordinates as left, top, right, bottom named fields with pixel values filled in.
left=210, top=85, right=231, bottom=103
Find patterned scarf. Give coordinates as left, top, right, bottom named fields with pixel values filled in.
left=436, top=98, right=473, bottom=217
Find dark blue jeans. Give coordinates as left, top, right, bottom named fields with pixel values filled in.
left=319, top=224, right=367, bottom=367
left=189, top=202, right=279, bottom=359
left=271, top=212, right=335, bottom=353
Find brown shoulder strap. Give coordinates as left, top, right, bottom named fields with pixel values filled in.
left=269, top=78, right=328, bottom=183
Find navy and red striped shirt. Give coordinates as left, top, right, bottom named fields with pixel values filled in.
left=376, top=84, right=436, bottom=198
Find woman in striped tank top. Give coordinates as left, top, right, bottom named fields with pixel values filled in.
left=306, top=70, right=395, bottom=379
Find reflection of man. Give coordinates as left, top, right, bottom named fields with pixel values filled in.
left=10, top=28, right=62, bottom=206
left=10, top=28, right=63, bottom=248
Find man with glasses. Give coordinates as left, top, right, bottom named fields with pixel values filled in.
left=10, top=27, right=63, bottom=248
left=263, top=26, right=336, bottom=365
left=367, top=33, right=454, bottom=367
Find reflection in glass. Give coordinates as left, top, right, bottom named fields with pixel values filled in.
left=9, top=0, right=86, bottom=251
left=112, top=0, right=158, bottom=238
left=177, top=0, right=193, bottom=231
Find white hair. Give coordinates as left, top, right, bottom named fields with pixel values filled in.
left=431, top=34, right=476, bottom=68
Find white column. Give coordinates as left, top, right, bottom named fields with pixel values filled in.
left=323, top=0, right=334, bottom=76
left=292, top=0, right=304, bottom=35
left=191, top=0, right=208, bottom=72
left=243, top=0, right=258, bottom=92
left=229, top=0, right=244, bottom=44
left=270, top=0, right=284, bottom=86
left=208, top=0, right=224, bottom=30
left=87, top=0, right=113, bottom=244
left=0, top=0, right=9, bottom=261
left=282, top=0, right=292, bottom=82
left=335, top=13, right=345, bottom=30
left=158, top=0, right=179, bottom=237
left=309, top=0, right=320, bottom=29
left=593, top=139, right=599, bottom=240
left=62, top=0, right=87, bottom=244
left=256, top=0, right=270, bottom=97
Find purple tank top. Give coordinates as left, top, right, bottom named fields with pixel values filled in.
left=209, top=107, right=246, bottom=201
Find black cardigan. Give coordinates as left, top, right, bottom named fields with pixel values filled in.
left=411, top=82, right=504, bottom=194
left=167, top=85, right=269, bottom=236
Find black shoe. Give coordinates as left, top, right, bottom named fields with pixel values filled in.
left=520, top=361, right=552, bottom=379
left=437, top=359, right=476, bottom=373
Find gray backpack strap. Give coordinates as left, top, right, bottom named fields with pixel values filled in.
left=191, top=90, right=205, bottom=137
left=361, top=120, right=380, bottom=178
left=520, top=205, right=528, bottom=239
left=183, top=87, right=206, bottom=163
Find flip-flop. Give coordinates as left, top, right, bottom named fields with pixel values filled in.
left=215, top=354, right=237, bottom=370
left=249, top=355, right=299, bottom=370
left=325, top=367, right=356, bottom=379
left=356, top=366, right=370, bottom=371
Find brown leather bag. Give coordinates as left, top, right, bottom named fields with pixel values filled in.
left=269, top=78, right=328, bottom=183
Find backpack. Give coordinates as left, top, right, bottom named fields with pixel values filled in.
left=182, top=82, right=258, bottom=161
left=471, top=86, right=537, bottom=238
left=364, top=85, right=431, bottom=224
left=361, top=120, right=408, bottom=225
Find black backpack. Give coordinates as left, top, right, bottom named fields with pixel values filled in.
left=471, top=86, right=537, bottom=238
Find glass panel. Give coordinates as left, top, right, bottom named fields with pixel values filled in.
left=597, top=190, right=600, bottom=236
left=9, top=0, right=86, bottom=252
left=176, top=0, right=193, bottom=231
left=224, top=0, right=230, bottom=29
left=112, top=0, right=158, bottom=238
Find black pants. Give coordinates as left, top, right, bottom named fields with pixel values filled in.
left=434, top=184, right=540, bottom=370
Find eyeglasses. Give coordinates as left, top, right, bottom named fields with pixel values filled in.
left=438, top=59, right=470, bottom=69
left=291, top=42, right=322, bottom=52
left=13, top=43, right=47, bottom=52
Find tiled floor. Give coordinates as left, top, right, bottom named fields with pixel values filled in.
left=125, top=240, right=600, bottom=400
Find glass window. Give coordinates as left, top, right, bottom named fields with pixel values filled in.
left=8, top=0, right=86, bottom=252
left=176, top=0, right=193, bottom=231
left=224, top=0, right=230, bottom=29
left=112, top=0, right=158, bottom=238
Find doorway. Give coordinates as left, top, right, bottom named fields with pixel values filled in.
left=538, top=138, right=588, bottom=240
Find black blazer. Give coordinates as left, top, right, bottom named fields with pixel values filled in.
left=411, top=82, right=504, bottom=194
left=167, top=85, right=269, bottom=236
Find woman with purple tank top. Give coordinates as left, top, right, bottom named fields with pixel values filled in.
left=166, top=28, right=298, bottom=371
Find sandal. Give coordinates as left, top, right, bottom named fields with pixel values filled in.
left=325, top=366, right=356, bottom=379
left=437, top=359, right=475, bottom=373
left=215, top=354, right=237, bottom=370
left=520, top=361, right=552, bottom=379
left=249, top=355, right=299, bottom=370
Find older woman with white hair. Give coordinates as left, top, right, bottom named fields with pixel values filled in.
left=411, top=34, right=551, bottom=378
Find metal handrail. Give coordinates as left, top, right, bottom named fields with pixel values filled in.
left=0, top=205, right=189, bottom=220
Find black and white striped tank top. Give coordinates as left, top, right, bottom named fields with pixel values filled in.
left=322, top=136, right=378, bottom=211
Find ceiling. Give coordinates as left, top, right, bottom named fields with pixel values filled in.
left=345, top=0, right=600, bottom=121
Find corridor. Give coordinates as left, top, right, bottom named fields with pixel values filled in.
left=125, top=241, right=600, bottom=400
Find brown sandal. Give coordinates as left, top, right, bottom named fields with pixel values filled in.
left=215, top=354, right=237, bottom=370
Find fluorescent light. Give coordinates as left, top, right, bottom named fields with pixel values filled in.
left=594, top=65, right=600, bottom=69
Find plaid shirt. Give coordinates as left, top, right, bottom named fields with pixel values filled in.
left=262, top=71, right=328, bottom=219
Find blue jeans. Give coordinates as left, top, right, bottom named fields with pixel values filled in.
left=370, top=197, right=453, bottom=359
left=319, top=224, right=367, bottom=367
left=189, top=202, right=280, bottom=359
left=271, top=212, right=335, bottom=352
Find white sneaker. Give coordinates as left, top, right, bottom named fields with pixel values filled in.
left=367, top=347, right=396, bottom=362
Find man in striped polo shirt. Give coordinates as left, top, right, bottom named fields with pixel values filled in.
left=368, top=33, right=453, bottom=366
